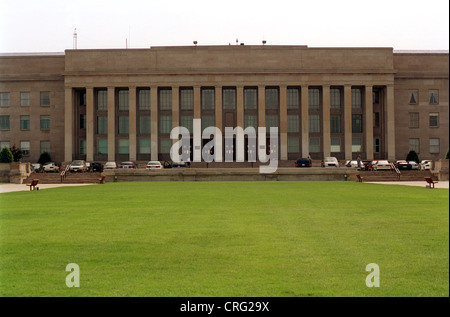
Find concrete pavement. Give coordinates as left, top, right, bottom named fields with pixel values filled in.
left=0, top=183, right=94, bottom=193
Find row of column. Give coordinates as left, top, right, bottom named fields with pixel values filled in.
left=64, top=84, right=396, bottom=163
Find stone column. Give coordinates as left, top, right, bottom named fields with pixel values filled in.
left=64, top=87, right=73, bottom=163
left=86, top=87, right=94, bottom=162
left=301, top=85, right=309, bottom=157
left=150, top=86, right=158, bottom=160
left=385, top=85, right=396, bottom=161
left=279, top=85, right=288, bottom=160
left=129, top=87, right=137, bottom=161
left=194, top=86, right=201, bottom=119
left=107, top=87, right=115, bottom=162
left=344, top=85, right=352, bottom=160
left=322, top=85, right=331, bottom=158
left=364, top=85, right=374, bottom=161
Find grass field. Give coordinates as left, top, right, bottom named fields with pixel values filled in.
left=0, top=181, right=448, bottom=297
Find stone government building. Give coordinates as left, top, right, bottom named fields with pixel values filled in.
left=0, top=45, right=448, bottom=164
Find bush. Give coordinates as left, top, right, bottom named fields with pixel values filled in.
left=9, top=145, right=23, bottom=162
left=0, top=146, right=14, bottom=163
left=406, top=150, right=420, bottom=164
left=38, top=152, right=52, bottom=165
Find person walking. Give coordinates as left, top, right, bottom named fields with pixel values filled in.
left=357, top=155, right=362, bottom=171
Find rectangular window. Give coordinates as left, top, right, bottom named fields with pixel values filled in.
left=118, top=90, right=129, bottom=111
left=373, top=112, right=380, bottom=128
left=308, top=88, right=320, bottom=109
left=118, top=116, right=129, bottom=134
left=118, top=139, right=129, bottom=154
left=201, top=115, right=215, bottom=131
left=138, top=89, right=151, bottom=110
left=265, top=87, right=279, bottom=109
left=97, top=116, right=107, bottom=134
left=373, top=138, right=380, bottom=153
left=180, top=115, right=193, bottom=133
left=139, top=115, right=151, bottom=134
left=330, top=114, right=341, bottom=133
left=288, top=137, right=299, bottom=153
left=98, top=139, right=108, bottom=154
left=352, top=137, right=362, bottom=152
left=244, top=115, right=257, bottom=129
left=429, top=113, right=439, bottom=127
left=139, top=139, right=151, bottom=154
left=20, top=141, right=30, bottom=156
left=409, top=112, right=419, bottom=128
left=351, top=88, right=362, bottom=109
left=40, top=141, right=50, bottom=154
left=159, top=88, right=172, bottom=110
left=0, top=141, right=10, bottom=149
left=331, top=137, right=341, bottom=153
left=20, top=115, right=30, bottom=130
left=287, top=114, right=299, bottom=133
left=430, top=138, right=440, bottom=153
left=309, top=114, right=320, bottom=133
left=287, top=87, right=300, bottom=110
left=0, top=92, right=10, bottom=106
left=79, top=91, right=86, bottom=106
left=409, top=138, right=420, bottom=153
left=0, top=115, right=10, bottom=130
left=409, top=90, right=418, bottom=104
left=266, top=114, right=279, bottom=130
left=330, top=88, right=341, bottom=109
left=160, top=138, right=172, bottom=154
left=373, top=90, right=380, bottom=104
left=40, top=115, right=50, bottom=130
left=79, top=114, right=86, bottom=129
left=222, top=88, right=236, bottom=110
left=352, top=114, right=363, bottom=133
left=180, top=88, right=194, bottom=110
left=40, top=92, right=50, bottom=106
left=20, top=92, right=30, bottom=106
left=159, top=115, right=172, bottom=134
left=309, top=137, right=320, bottom=153
left=201, top=88, right=215, bottom=110
left=244, top=88, right=257, bottom=110
left=429, top=90, right=439, bottom=104
left=97, top=90, right=108, bottom=110
left=79, top=140, right=86, bottom=155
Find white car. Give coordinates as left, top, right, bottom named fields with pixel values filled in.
left=420, top=160, right=432, bottom=170
left=42, top=162, right=59, bottom=173
left=322, top=157, right=339, bottom=167
left=146, top=161, right=163, bottom=169
left=346, top=160, right=365, bottom=169
left=104, top=162, right=117, bottom=169
left=409, top=161, right=420, bottom=170
left=373, top=160, right=392, bottom=171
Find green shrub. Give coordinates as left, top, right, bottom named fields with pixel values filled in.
left=0, top=146, right=14, bottom=163
left=37, top=152, right=52, bottom=165
left=9, top=145, right=22, bottom=162
left=406, top=150, right=420, bottom=164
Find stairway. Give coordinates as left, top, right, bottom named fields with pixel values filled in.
left=23, top=171, right=102, bottom=184
left=357, top=169, right=435, bottom=182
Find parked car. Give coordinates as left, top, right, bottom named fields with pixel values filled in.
left=146, top=161, right=163, bottom=169
left=171, top=161, right=187, bottom=168
left=321, top=157, right=339, bottom=167
left=42, top=162, right=59, bottom=173
left=70, top=160, right=87, bottom=172
left=362, top=160, right=373, bottom=171
left=409, top=161, right=420, bottom=170
left=345, top=160, right=365, bottom=169
left=104, top=162, right=117, bottom=169
left=372, top=160, right=392, bottom=171
left=89, top=162, right=103, bottom=172
left=296, top=158, right=311, bottom=167
left=420, top=160, right=432, bottom=170
left=118, top=161, right=137, bottom=169
left=31, top=163, right=42, bottom=173
left=396, top=160, right=412, bottom=170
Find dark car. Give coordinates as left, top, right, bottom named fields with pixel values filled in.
left=118, top=161, right=137, bottom=169
left=90, top=162, right=103, bottom=172
left=396, top=160, right=412, bottom=170
left=296, top=158, right=312, bottom=167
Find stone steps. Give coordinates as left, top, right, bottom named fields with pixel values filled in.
left=23, top=172, right=102, bottom=184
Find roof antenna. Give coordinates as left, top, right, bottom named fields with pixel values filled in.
left=73, top=28, right=78, bottom=50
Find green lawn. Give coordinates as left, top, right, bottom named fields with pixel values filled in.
left=0, top=181, right=448, bottom=297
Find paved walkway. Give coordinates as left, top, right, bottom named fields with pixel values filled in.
left=368, top=181, right=449, bottom=189
left=0, top=183, right=94, bottom=193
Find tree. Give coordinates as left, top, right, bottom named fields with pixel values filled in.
left=406, top=150, right=420, bottom=164
left=0, top=146, right=14, bottom=163
left=9, top=145, right=22, bottom=162
left=38, top=152, right=52, bottom=165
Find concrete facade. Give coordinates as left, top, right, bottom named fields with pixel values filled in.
left=0, top=46, right=448, bottom=164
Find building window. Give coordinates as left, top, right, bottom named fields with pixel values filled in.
left=287, top=87, right=300, bottom=110
left=180, top=115, right=193, bottom=133
left=288, top=137, right=299, bottom=153
left=139, top=115, right=151, bottom=134
left=331, top=137, right=341, bottom=153
left=201, top=88, right=215, bottom=110
left=309, top=114, right=320, bottom=133
left=97, top=90, right=107, bottom=111
left=40, top=141, right=50, bottom=154
left=222, top=88, right=236, bottom=110
left=0, top=141, right=10, bottom=149
left=351, top=88, right=362, bottom=109
left=159, top=88, right=172, bottom=110
left=180, top=88, right=194, bottom=110
left=244, top=115, right=257, bottom=129
left=409, top=138, right=420, bottom=153
left=41, top=115, right=50, bottom=130
left=20, top=141, right=30, bottom=156
left=265, top=87, right=279, bottom=109
left=79, top=114, right=86, bottom=129
left=79, top=91, right=86, bottom=106
left=429, top=90, right=439, bottom=104
left=20, top=115, right=30, bottom=130
left=409, top=112, right=419, bottom=128
left=118, top=139, right=129, bottom=154
left=97, top=116, right=107, bottom=134
left=309, top=137, right=320, bottom=153
left=138, top=89, right=151, bottom=110
left=308, top=88, right=320, bottom=110
left=352, top=137, right=362, bottom=152
left=118, top=116, right=129, bottom=134
left=352, top=114, right=363, bottom=133
left=0, top=116, right=10, bottom=130
left=201, top=115, right=215, bottom=131
left=40, top=92, right=50, bottom=106
left=373, top=138, right=380, bottom=153
left=429, top=138, right=440, bottom=153
left=287, top=115, right=299, bottom=133
left=118, top=90, right=129, bottom=111
left=244, top=88, right=257, bottom=110
left=373, top=90, right=380, bottom=104
left=266, top=114, right=278, bottom=131
left=159, top=115, right=172, bottom=134
left=160, top=138, right=172, bottom=154
left=373, top=112, right=380, bottom=128
left=408, top=90, right=418, bottom=105
left=79, top=140, right=86, bottom=155
left=330, top=114, right=341, bottom=133
left=429, top=113, right=439, bottom=127
left=330, top=88, right=341, bottom=109
left=139, top=139, right=151, bottom=154
left=0, top=92, right=10, bottom=106
left=98, top=139, right=108, bottom=154
left=20, top=92, right=30, bottom=106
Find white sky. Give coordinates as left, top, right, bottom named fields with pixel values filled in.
left=0, top=0, right=449, bottom=52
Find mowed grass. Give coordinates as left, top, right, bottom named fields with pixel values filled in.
left=0, top=181, right=448, bottom=297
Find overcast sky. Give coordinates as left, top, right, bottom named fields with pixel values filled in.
left=1, top=0, right=449, bottom=52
